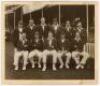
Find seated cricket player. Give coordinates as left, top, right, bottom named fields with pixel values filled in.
left=42, top=31, right=58, bottom=71
left=13, top=21, right=29, bottom=70
left=72, top=22, right=89, bottom=69
left=28, top=31, right=43, bottom=68
left=57, top=33, right=71, bottom=69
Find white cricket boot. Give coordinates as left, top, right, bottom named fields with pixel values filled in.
left=32, top=63, right=35, bottom=68
left=22, top=66, right=26, bottom=70
left=52, top=64, right=57, bottom=71
left=76, top=64, right=81, bottom=69
left=38, top=63, right=41, bottom=68
left=42, top=64, right=46, bottom=71
left=65, top=64, right=70, bottom=69
left=14, top=66, right=18, bottom=70
left=59, top=64, right=63, bottom=69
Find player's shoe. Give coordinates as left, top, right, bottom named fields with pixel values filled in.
left=38, top=64, right=41, bottom=68
left=80, top=64, right=84, bottom=69
left=59, top=64, right=63, bottom=69
left=22, top=66, right=26, bottom=70
left=75, top=64, right=81, bottom=69
left=42, top=66, right=46, bottom=71
left=52, top=65, right=57, bottom=71
left=32, top=64, right=35, bottom=68
left=14, top=66, right=18, bottom=70
left=65, top=64, right=70, bottom=69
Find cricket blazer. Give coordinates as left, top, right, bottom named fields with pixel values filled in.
left=65, top=27, right=73, bottom=41
left=25, top=25, right=37, bottom=42
left=43, top=38, right=58, bottom=50
left=50, top=25, right=61, bottom=39
left=32, top=39, right=44, bottom=51
left=57, top=39, right=71, bottom=51
left=25, top=25, right=42, bottom=51
left=12, top=28, right=29, bottom=51
left=36, top=25, right=50, bottom=39
left=72, top=28, right=87, bottom=44
left=72, top=39, right=84, bottom=52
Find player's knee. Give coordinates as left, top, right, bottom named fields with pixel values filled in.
left=66, top=52, right=71, bottom=58
left=24, top=51, right=28, bottom=56
left=57, top=51, right=62, bottom=57
left=72, top=51, right=77, bottom=58
left=28, top=51, right=34, bottom=58
left=38, top=52, right=43, bottom=58
left=52, top=50, right=57, bottom=57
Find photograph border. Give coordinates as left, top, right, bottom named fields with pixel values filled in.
left=1, top=1, right=98, bottom=85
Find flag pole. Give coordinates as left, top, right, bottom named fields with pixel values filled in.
left=14, top=11, right=16, bottom=30
left=42, top=8, right=43, bottom=18
left=21, top=7, right=23, bottom=21
left=86, top=4, right=89, bottom=53
left=59, top=4, right=61, bottom=26
left=86, top=4, right=89, bottom=42
left=30, top=12, right=32, bottom=19
left=84, top=4, right=89, bottom=55
left=83, top=4, right=89, bottom=59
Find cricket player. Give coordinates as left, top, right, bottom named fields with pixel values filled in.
left=37, top=17, right=49, bottom=39
left=72, top=22, right=89, bottom=69
left=25, top=19, right=37, bottom=51
left=42, top=31, right=58, bottom=71
left=28, top=31, right=43, bottom=68
left=57, top=33, right=71, bottom=69
left=13, top=20, right=29, bottom=70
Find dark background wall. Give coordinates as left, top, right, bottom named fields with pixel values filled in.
left=5, top=5, right=94, bottom=29
left=5, top=5, right=95, bottom=42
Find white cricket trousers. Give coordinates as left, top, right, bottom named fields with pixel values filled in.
left=42, top=50, right=58, bottom=64
left=28, top=50, right=43, bottom=67
left=72, top=50, right=89, bottom=65
left=13, top=48, right=28, bottom=67
left=58, top=51, right=71, bottom=65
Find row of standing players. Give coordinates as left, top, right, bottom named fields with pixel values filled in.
left=13, top=18, right=89, bottom=71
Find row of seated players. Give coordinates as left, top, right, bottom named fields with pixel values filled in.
left=13, top=19, right=89, bottom=71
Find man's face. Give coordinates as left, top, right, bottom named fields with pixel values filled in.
left=65, top=21, right=70, bottom=27
left=53, top=21, right=57, bottom=25
left=41, top=18, right=45, bottom=24
left=48, top=32, right=53, bottom=39
left=18, top=24, right=23, bottom=32
left=77, top=22, right=82, bottom=29
left=29, top=20, right=34, bottom=26
left=53, top=18, right=58, bottom=25
left=18, top=24, right=23, bottom=28
left=75, top=32, right=80, bottom=39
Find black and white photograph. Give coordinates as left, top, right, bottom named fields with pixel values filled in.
left=2, top=1, right=97, bottom=84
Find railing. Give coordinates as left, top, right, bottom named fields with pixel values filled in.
left=85, top=43, right=95, bottom=58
